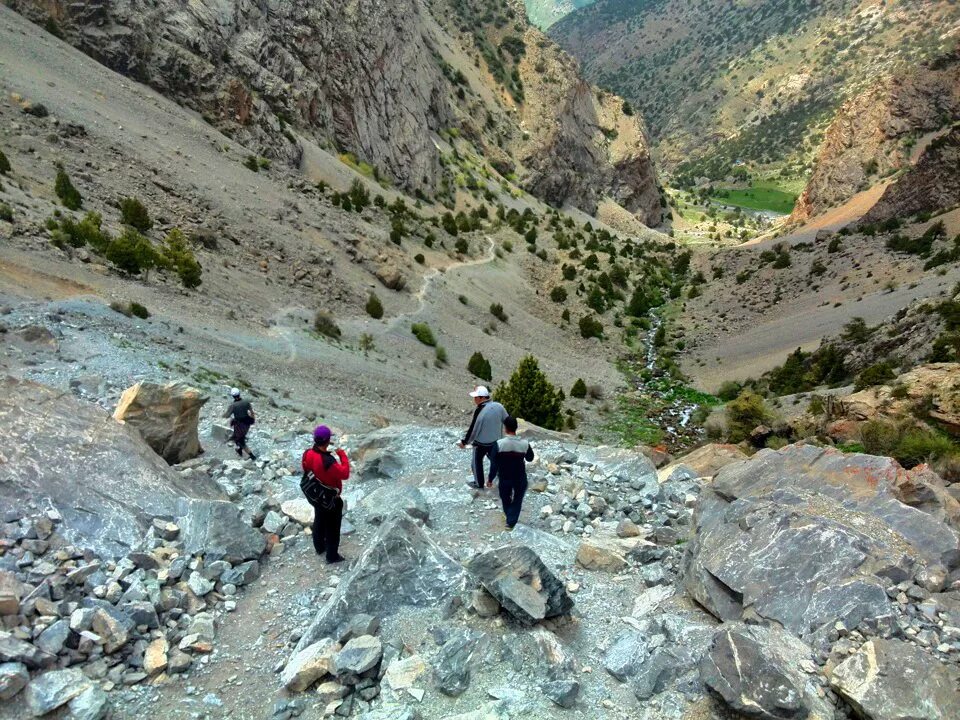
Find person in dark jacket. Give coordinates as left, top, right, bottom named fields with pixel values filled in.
left=301, top=425, right=349, bottom=564
left=458, top=385, right=508, bottom=489
left=495, top=416, right=534, bottom=530
left=223, top=388, right=257, bottom=460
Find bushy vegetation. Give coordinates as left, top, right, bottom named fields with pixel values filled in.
left=411, top=322, right=436, bottom=346
left=579, top=314, right=603, bottom=339
left=570, top=378, right=587, bottom=398
left=55, top=166, right=82, bottom=210
left=162, top=229, right=202, bottom=288
left=120, top=197, right=152, bottom=232
left=109, top=301, right=150, bottom=319
left=467, top=351, right=492, bottom=381
left=859, top=420, right=957, bottom=469
left=725, top=390, right=772, bottom=443
left=0, top=149, right=10, bottom=175
left=313, top=311, right=341, bottom=339
left=489, top=303, right=508, bottom=322
left=854, top=362, right=896, bottom=391
left=365, top=293, right=384, bottom=320
left=493, top=356, right=564, bottom=431
left=0, top=204, right=12, bottom=223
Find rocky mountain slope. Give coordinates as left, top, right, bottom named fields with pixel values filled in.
left=551, top=0, right=960, bottom=180
left=792, top=51, right=960, bottom=223
left=8, top=0, right=660, bottom=225
left=523, top=0, right=595, bottom=29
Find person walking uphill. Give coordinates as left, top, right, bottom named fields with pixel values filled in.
left=496, top=416, right=534, bottom=529
left=224, top=388, right=257, bottom=460
left=458, top=385, right=508, bottom=489
left=301, top=425, right=349, bottom=564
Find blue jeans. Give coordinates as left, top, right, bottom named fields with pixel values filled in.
left=472, top=442, right=498, bottom=488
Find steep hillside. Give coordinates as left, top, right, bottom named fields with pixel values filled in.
left=524, top=0, right=595, bottom=29
left=9, top=0, right=660, bottom=225
left=792, top=51, right=960, bottom=222
left=551, top=0, right=960, bottom=181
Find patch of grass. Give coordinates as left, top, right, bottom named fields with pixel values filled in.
left=605, top=396, right=665, bottom=447
left=313, top=311, right=341, bottom=339
left=709, top=183, right=797, bottom=214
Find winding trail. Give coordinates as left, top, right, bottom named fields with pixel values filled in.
left=385, top=236, right=497, bottom=332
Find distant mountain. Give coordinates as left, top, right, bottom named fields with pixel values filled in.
left=551, top=0, right=960, bottom=183
left=524, top=0, right=595, bottom=29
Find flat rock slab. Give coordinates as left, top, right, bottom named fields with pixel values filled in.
left=177, top=498, right=266, bottom=564
left=333, top=635, right=383, bottom=675
left=282, top=638, right=339, bottom=692
left=360, top=484, right=430, bottom=524
left=700, top=623, right=831, bottom=720
left=295, top=515, right=465, bottom=651
left=830, top=638, right=960, bottom=720
left=468, top=545, right=573, bottom=625
left=26, top=668, right=91, bottom=716
left=0, top=378, right=224, bottom=558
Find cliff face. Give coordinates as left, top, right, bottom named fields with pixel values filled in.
left=10, top=0, right=660, bottom=224
left=792, top=53, right=960, bottom=223
left=514, top=28, right=661, bottom=223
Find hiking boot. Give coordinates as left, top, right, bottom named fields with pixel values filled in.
left=326, top=554, right=346, bottom=564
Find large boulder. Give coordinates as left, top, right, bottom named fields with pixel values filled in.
left=662, top=444, right=747, bottom=479
left=295, top=515, right=465, bottom=651
left=113, top=381, right=208, bottom=464
left=0, top=378, right=224, bottom=558
left=700, top=624, right=832, bottom=720
left=467, top=545, right=573, bottom=625
left=25, top=668, right=92, bottom=716
left=177, top=498, right=266, bottom=564
left=360, top=485, right=430, bottom=524
left=830, top=639, right=960, bottom=720
left=684, top=444, right=958, bottom=646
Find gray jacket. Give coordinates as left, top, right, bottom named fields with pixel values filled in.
left=462, top=400, right=508, bottom=445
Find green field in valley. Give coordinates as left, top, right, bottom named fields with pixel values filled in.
left=710, top=184, right=798, bottom=214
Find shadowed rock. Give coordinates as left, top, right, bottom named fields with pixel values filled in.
left=176, top=498, right=266, bottom=564
left=295, top=515, right=465, bottom=651
left=467, top=545, right=573, bottom=625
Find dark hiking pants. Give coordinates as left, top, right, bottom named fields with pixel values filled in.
left=472, top=442, right=498, bottom=488
left=311, top=496, right=343, bottom=560
left=498, top=475, right=527, bottom=527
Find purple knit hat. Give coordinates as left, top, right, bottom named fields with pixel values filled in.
left=313, top=425, right=332, bottom=444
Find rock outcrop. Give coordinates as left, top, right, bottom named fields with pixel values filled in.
left=684, top=444, right=959, bottom=647
left=113, top=381, right=208, bottom=464
left=0, top=377, right=224, bottom=558
left=467, top=545, right=573, bottom=625
left=791, top=51, right=960, bottom=222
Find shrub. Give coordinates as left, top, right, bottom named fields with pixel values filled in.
left=55, top=166, right=82, bottom=210
left=120, top=197, right=153, bottom=232
left=0, top=203, right=12, bottom=222
left=458, top=295, right=468, bottom=305
left=570, top=378, right=587, bottom=398
left=0, top=149, right=10, bottom=175
left=366, top=293, right=384, bottom=319
left=859, top=420, right=899, bottom=457
left=467, top=352, right=492, bottom=381
left=105, top=228, right=163, bottom=277
left=895, top=429, right=955, bottom=467
left=490, top=303, right=508, bottom=322
left=726, top=390, right=772, bottom=443
left=493, top=355, right=564, bottom=431
left=502, top=240, right=513, bottom=253
left=313, top=311, right=341, bottom=339
left=455, top=238, right=468, bottom=254
left=162, top=229, right=202, bottom=288
left=359, top=333, right=375, bottom=356
left=854, top=362, right=895, bottom=391
left=414, top=253, right=425, bottom=265
left=716, top=380, right=742, bottom=402
left=808, top=395, right=825, bottom=416
left=579, top=314, right=603, bottom=339
left=243, top=155, right=259, bottom=172
left=129, top=302, right=150, bottom=319
left=434, top=345, right=448, bottom=366
left=550, top=286, right=567, bottom=303
left=411, top=322, right=436, bottom=346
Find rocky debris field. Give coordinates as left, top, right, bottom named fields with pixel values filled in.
left=2, top=363, right=960, bottom=720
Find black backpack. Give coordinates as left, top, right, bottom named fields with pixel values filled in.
left=300, top=452, right=340, bottom=510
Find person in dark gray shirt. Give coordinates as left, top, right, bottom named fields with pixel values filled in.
left=223, top=387, right=257, bottom=460
left=496, top=416, right=534, bottom=529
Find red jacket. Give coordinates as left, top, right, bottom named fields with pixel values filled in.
left=301, top=448, right=350, bottom=493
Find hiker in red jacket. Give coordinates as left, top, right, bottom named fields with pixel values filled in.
left=301, top=425, right=349, bottom=564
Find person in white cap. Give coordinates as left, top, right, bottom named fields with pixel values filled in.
left=458, top=385, right=508, bottom=489
left=223, top=387, right=257, bottom=460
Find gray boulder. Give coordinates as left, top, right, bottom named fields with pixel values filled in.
left=434, top=628, right=490, bottom=697
left=25, top=668, right=91, bottom=716
left=36, top=620, right=72, bottom=655
left=360, top=485, right=429, bottom=524
left=684, top=445, right=957, bottom=644
left=604, top=631, right=650, bottom=682
left=543, top=678, right=580, bottom=708
left=700, top=624, right=831, bottom=719
left=468, top=545, right=573, bottom=625
left=830, top=639, right=960, bottom=720
left=0, top=377, right=224, bottom=558
left=68, top=685, right=109, bottom=720
left=177, top=498, right=266, bottom=563
left=295, top=515, right=465, bottom=651
left=333, top=635, right=383, bottom=675
left=0, top=662, right=29, bottom=700
left=0, top=631, right=54, bottom=669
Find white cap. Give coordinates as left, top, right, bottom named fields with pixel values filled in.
left=230, top=387, right=241, bottom=398
left=469, top=385, right=490, bottom=398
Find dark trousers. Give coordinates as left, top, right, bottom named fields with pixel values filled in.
left=472, top=442, right=498, bottom=488
left=499, top=475, right=527, bottom=527
left=311, top=496, right=343, bottom=560
left=231, top=420, right=253, bottom=453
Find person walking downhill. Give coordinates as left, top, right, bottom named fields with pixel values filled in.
left=458, top=385, right=508, bottom=489
left=496, top=416, right=534, bottom=530
left=301, top=425, right=348, bottom=564
left=223, top=388, right=257, bottom=460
